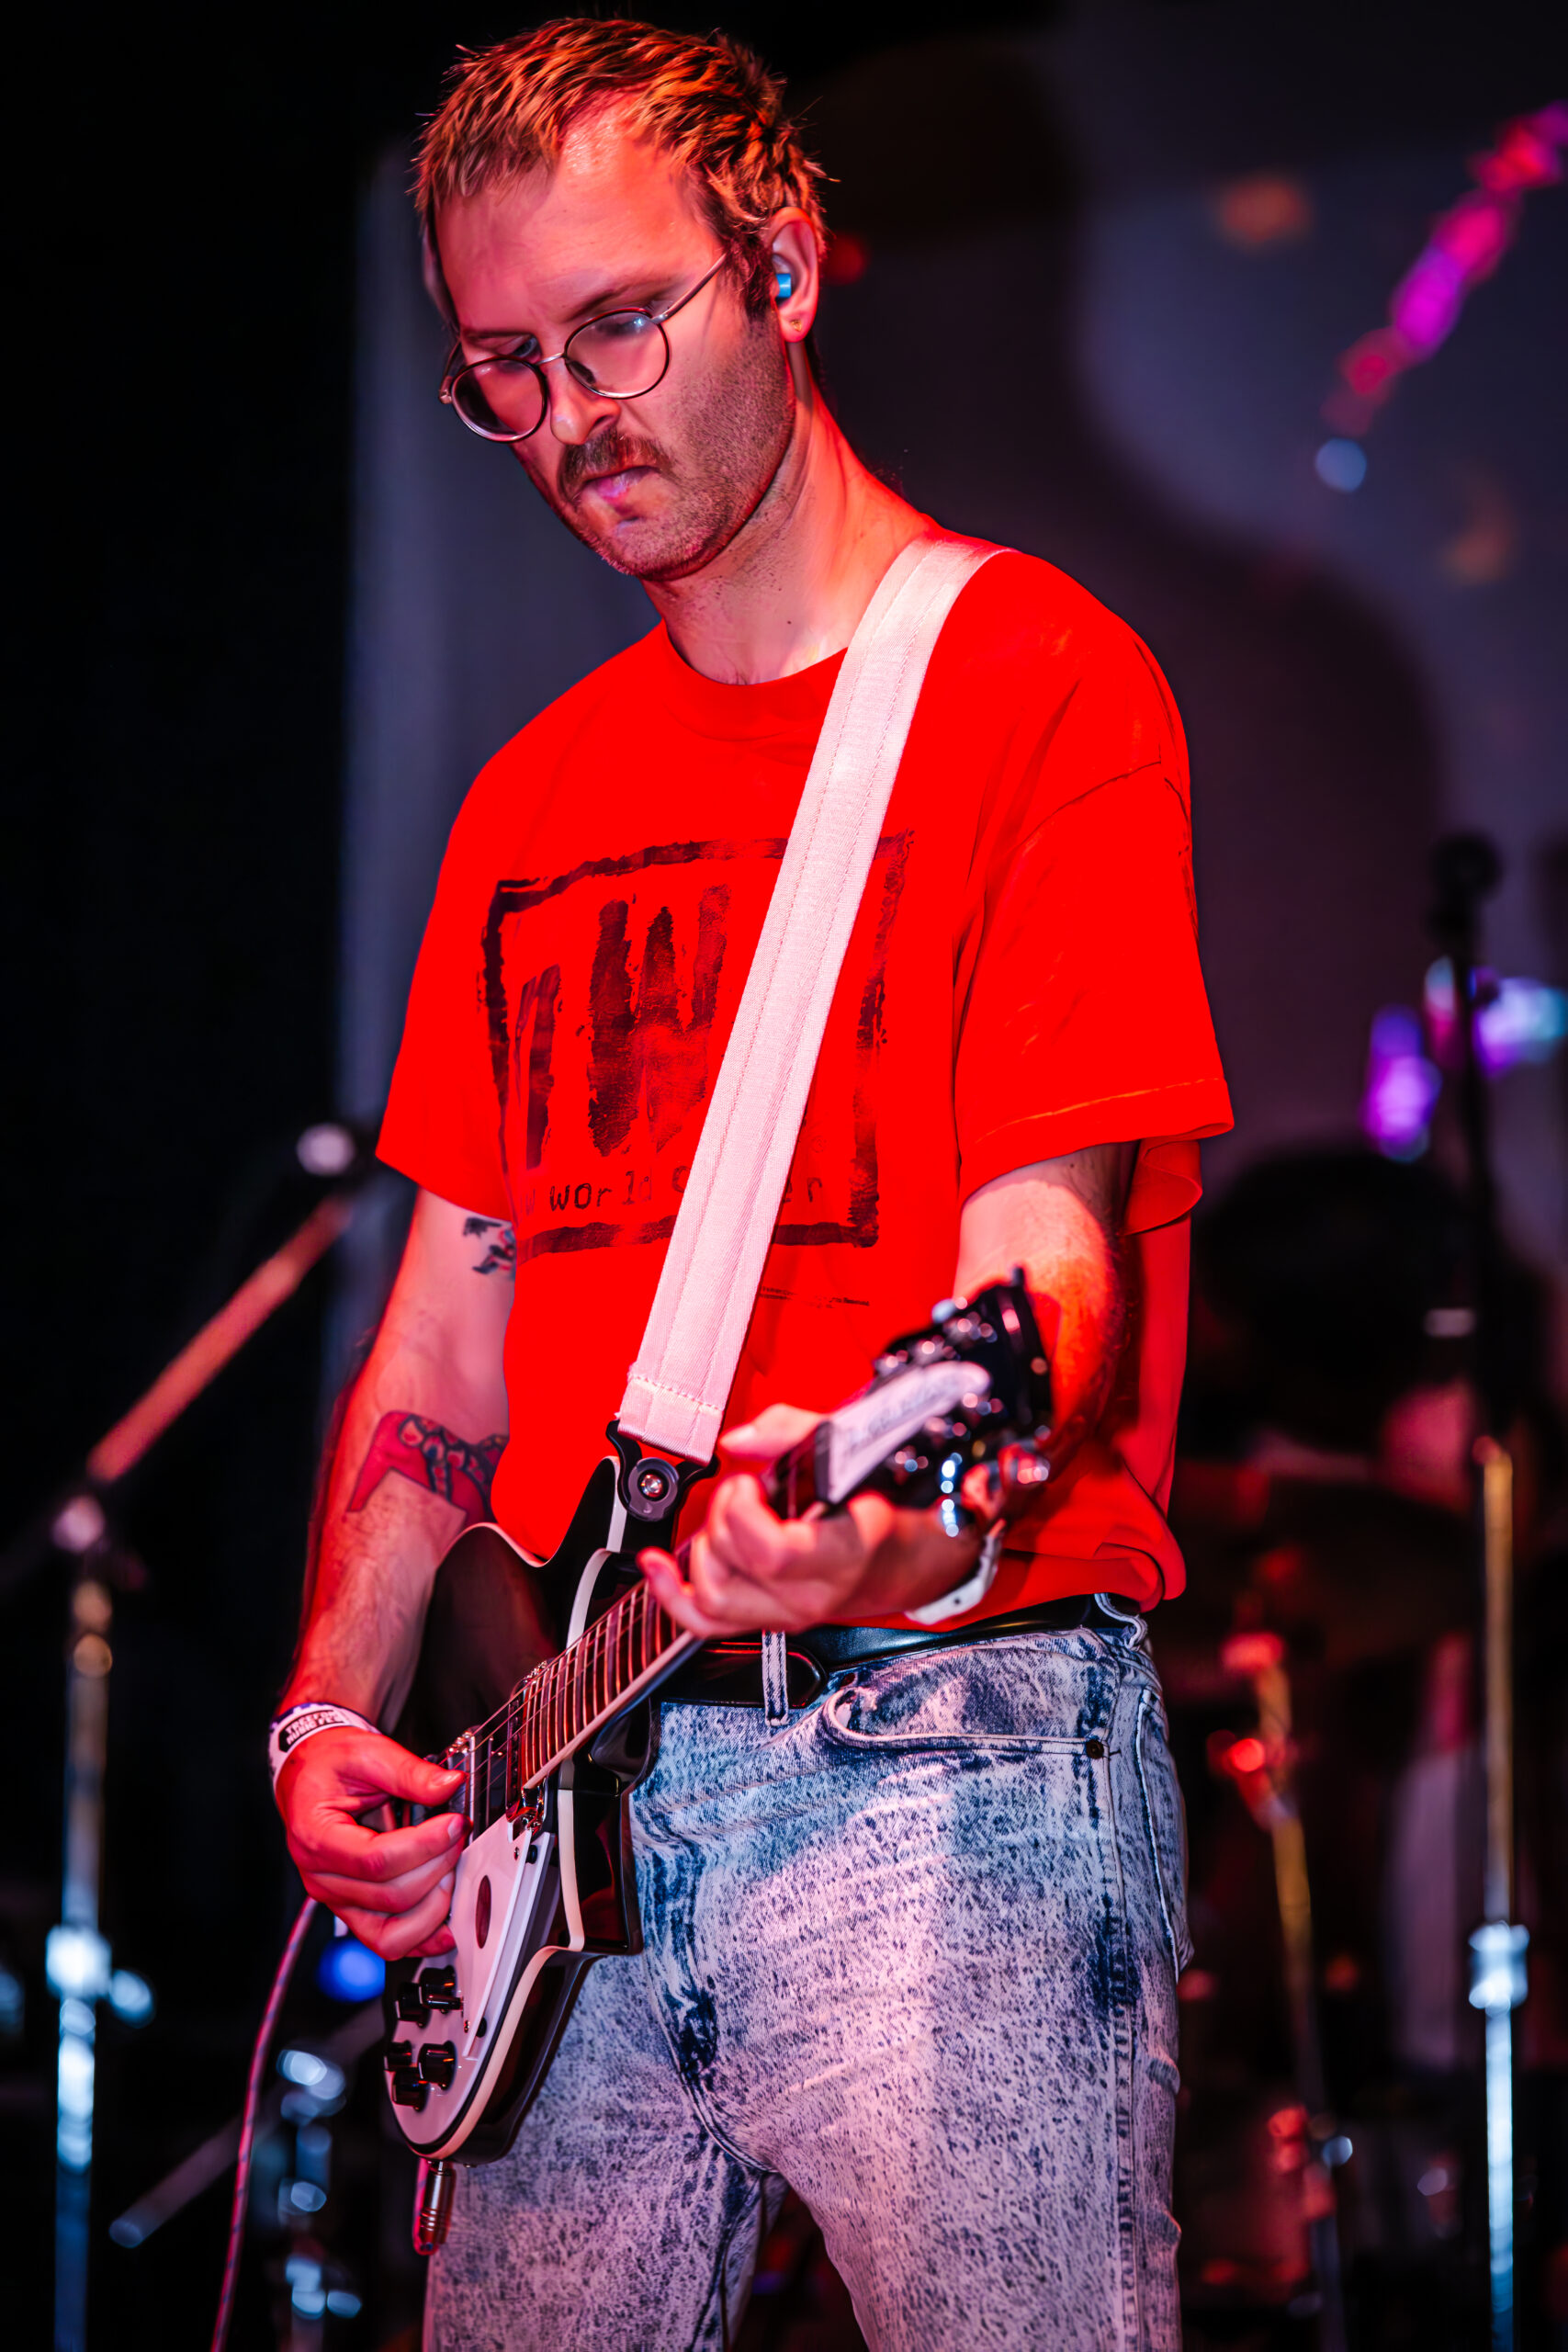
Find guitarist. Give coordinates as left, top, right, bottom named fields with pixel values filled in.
left=276, top=20, right=1231, bottom=2348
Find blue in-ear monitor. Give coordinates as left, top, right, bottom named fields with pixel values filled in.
left=774, top=266, right=793, bottom=303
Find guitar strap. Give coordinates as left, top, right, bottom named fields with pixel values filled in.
left=617, top=532, right=998, bottom=1464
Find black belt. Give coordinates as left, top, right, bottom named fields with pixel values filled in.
left=658, top=1592, right=1138, bottom=1711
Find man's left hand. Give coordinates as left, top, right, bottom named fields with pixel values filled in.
left=638, top=1404, right=991, bottom=1634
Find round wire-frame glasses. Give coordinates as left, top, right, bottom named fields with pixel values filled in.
left=440, top=254, right=728, bottom=443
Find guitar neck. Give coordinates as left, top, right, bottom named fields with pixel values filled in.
left=465, top=1458, right=823, bottom=1824
left=521, top=1577, right=700, bottom=1792
left=446, top=1578, right=695, bottom=1835
left=454, top=1274, right=1046, bottom=1825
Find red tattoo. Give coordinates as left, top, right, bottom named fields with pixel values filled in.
left=348, top=1412, right=505, bottom=1523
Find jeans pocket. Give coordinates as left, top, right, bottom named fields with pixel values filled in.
left=1134, top=1684, right=1194, bottom=1975
left=819, top=1689, right=1089, bottom=1757
left=817, top=1636, right=1108, bottom=1755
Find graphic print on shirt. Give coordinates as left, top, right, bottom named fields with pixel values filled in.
left=481, top=834, right=910, bottom=1266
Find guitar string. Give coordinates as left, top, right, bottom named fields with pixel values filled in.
left=436, top=1534, right=693, bottom=1823
left=421, top=1569, right=686, bottom=1843
left=440, top=1384, right=979, bottom=1805
left=454, top=1581, right=687, bottom=1825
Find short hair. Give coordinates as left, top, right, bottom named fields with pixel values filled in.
left=414, top=17, right=828, bottom=311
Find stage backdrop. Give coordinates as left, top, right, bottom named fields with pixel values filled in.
left=339, top=1, right=1566, bottom=1375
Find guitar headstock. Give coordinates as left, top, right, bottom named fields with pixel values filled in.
left=765, top=1271, right=1053, bottom=1522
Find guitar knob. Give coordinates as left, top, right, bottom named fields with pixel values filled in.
left=389, top=2064, right=428, bottom=2110
left=394, top=1981, right=430, bottom=2025
left=384, top=2041, right=414, bottom=2074
left=417, top=2041, right=457, bottom=2089
left=419, top=1964, right=460, bottom=2013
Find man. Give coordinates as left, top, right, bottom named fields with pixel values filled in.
left=276, top=21, right=1231, bottom=2347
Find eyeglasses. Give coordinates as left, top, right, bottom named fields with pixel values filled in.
left=440, top=254, right=728, bottom=443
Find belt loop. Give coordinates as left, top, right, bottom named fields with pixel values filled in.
left=761, top=1631, right=791, bottom=1731
left=1093, top=1590, right=1147, bottom=1647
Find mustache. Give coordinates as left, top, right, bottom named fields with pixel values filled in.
left=558, top=425, right=668, bottom=503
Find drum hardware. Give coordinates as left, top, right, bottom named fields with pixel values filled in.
left=1213, top=1624, right=1349, bottom=2352
left=1429, top=832, right=1526, bottom=2352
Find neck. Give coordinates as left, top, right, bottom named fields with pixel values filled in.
left=644, top=353, right=929, bottom=684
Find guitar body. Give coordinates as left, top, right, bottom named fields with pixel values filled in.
left=384, top=1455, right=662, bottom=2165
left=377, top=1281, right=1054, bottom=2168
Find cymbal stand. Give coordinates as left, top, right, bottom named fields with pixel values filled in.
left=1, top=1128, right=376, bottom=2352
left=1428, top=834, right=1527, bottom=2352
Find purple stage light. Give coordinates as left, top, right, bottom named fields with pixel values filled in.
left=1425, top=958, right=1568, bottom=1076
left=1362, top=1006, right=1441, bottom=1159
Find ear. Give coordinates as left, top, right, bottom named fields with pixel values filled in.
left=766, top=210, right=820, bottom=347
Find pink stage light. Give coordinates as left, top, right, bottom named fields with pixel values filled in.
left=1325, top=103, right=1566, bottom=441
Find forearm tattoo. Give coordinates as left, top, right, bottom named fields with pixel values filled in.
left=463, top=1216, right=516, bottom=1277
left=347, top=1412, right=505, bottom=1523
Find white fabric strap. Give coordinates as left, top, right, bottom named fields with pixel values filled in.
left=618, top=534, right=997, bottom=1462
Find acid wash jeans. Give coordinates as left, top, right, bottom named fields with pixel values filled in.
left=425, top=1619, right=1190, bottom=2351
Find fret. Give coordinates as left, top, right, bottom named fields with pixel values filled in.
left=493, top=1567, right=700, bottom=1798
left=472, top=1735, right=488, bottom=1833
left=486, top=1725, right=504, bottom=1826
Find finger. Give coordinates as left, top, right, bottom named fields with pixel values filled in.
left=307, top=1843, right=464, bottom=1916
left=293, top=1805, right=466, bottom=1885
left=718, top=1404, right=821, bottom=1464
left=646, top=1532, right=823, bottom=1636
left=710, top=1476, right=857, bottom=1586
left=639, top=1547, right=738, bottom=1639
left=333, top=1734, right=466, bottom=1809
left=277, top=1728, right=464, bottom=1815
left=332, top=1878, right=457, bottom=1962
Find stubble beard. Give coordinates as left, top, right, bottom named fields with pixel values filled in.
left=516, top=309, right=796, bottom=583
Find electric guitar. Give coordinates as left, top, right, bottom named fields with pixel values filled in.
left=380, top=1275, right=1052, bottom=2165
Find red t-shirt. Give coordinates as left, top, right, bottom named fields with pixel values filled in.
left=378, top=546, right=1232, bottom=1618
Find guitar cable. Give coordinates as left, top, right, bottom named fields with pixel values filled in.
left=210, top=1895, right=319, bottom=2352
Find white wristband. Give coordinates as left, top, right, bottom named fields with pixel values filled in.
left=904, top=1521, right=1006, bottom=1627
left=269, top=1701, right=379, bottom=1787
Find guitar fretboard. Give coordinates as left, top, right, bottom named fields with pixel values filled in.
left=450, top=1578, right=690, bottom=1835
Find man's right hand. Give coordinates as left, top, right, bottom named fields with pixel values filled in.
left=276, top=1727, right=467, bottom=1962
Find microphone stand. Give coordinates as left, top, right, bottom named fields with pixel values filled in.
left=2, top=1126, right=377, bottom=2352
left=1427, top=835, right=1528, bottom=2352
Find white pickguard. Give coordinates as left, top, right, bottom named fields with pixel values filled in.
left=395, top=1485, right=633, bottom=2159
left=393, top=1823, right=556, bottom=2156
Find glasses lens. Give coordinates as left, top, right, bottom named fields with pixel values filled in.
left=564, top=311, right=668, bottom=398
left=451, top=358, right=545, bottom=440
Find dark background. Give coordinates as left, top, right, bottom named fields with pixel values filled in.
left=5, top=4, right=1562, bottom=2346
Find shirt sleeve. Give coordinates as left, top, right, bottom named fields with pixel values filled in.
left=953, top=625, right=1232, bottom=1235
left=377, top=784, right=513, bottom=1221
